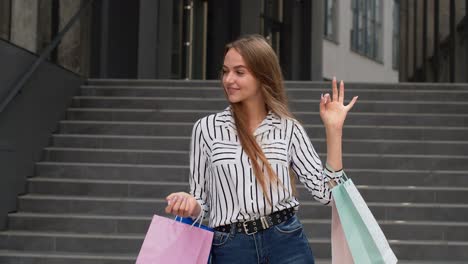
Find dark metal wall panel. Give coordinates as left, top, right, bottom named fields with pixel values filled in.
left=90, top=0, right=139, bottom=78
left=138, top=0, right=159, bottom=79
left=240, top=0, right=261, bottom=35
left=206, top=0, right=240, bottom=79
left=138, top=0, right=173, bottom=79
left=0, top=39, right=83, bottom=229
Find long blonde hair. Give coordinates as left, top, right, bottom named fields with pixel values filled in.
left=223, top=35, right=297, bottom=205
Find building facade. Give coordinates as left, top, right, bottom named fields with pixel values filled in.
left=322, top=0, right=399, bottom=82
left=0, top=0, right=466, bottom=82
left=399, top=0, right=468, bottom=82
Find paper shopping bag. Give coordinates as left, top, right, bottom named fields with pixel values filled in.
left=331, top=175, right=398, bottom=264
left=136, top=214, right=214, bottom=264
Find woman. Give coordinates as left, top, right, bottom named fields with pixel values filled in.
left=165, top=35, right=358, bottom=263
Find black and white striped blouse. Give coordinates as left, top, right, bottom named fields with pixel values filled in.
left=189, top=106, right=343, bottom=228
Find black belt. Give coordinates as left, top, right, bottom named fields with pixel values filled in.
left=214, top=208, right=295, bottom=235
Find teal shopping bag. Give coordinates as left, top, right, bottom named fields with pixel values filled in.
left=330, top=173, right=397, bottom=264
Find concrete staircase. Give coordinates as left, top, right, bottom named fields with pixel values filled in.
left=1, top=79, right=468, bottom=263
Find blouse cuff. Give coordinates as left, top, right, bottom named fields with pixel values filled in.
left=324, top=164, right=345, bottom=185
left=192, top=198, right=209, bottom=220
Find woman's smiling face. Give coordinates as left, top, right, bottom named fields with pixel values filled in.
left=222, top=48, right=263, bottom=105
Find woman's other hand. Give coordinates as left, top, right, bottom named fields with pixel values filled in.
left=165, top=192, right=201, bottom=218
left=320, top=77, right=358, bottom=132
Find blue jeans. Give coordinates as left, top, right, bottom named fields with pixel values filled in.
left=210, top=215, right=315, bottom=264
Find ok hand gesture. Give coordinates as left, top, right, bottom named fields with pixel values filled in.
left=320, top=77, right=358, bottom=132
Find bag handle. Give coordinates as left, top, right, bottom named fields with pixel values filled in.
left=174, top=208, right=205, bottom=229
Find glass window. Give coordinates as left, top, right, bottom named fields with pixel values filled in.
left=324, top=0, right=338, bottom=42
left=351, top=0, right=383, bottom=61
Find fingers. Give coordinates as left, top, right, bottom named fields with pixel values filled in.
left=166, top=193, right=176, bottom=201
left=320, top=93, right=325, bottom=114
left=164, top=195, right=177, bottom=214
left=165, top=194, right=195, bottom=217
left=177, top=197, right=188, bottom=217
left=174, top=196, right=185, bottom=215
left=345, top=96, right=359, bottom=112
left=339, top=80, right=344, bottom=103
left=185, top=199, right=194, bottom=217
left=320, top=93, right=330, bottom=114
left=332, top=77, right=338, bottom=102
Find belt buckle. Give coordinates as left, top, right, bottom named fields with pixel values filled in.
left=243, top=221, right=257, bottom=235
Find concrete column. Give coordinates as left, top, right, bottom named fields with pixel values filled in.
left=0, top=0, right=11, bottom=40
left=37, top=0, right=53, bottom=53
left=57, top=0, right=82, bottom=74
left=310, top=0, right=323, bottom=80
left=10, top=0, right=39, bottom=52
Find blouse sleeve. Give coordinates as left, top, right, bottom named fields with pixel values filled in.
left=189, top=119, right=210, bottom=219
left=289, top=120, right=343, bottom=205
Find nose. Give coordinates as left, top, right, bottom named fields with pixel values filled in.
left=224, top=71, right=234, bottom=85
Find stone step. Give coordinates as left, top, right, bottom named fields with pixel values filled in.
left=65, top=108, right=468, bottom=127
left=58, top=121, right=468, bottom=140
left=0, top=249, right=465, bottom=264
left=80, top=86, right=468, bottom=101
left=16, top=195, right=468, bottom=222
left=0, top=231, right=143, bottom=255
left=26, top=178, right=468, bottom=204
left=35, top=162, right=468, bottom=187
left=51, top=134, right=468, bottom=156
left=8, top=212, right=468, bottom=242
left=0, top=250, right=133, bottom=264
left=41, top=147, right=468, bottom=170
left=0, top=230, right=467, bottom=260
left=36, top=162, right=189, bottom=182
left=71, top=96, right=468, bottom=114
left=85, top=79, right=468, bottom=90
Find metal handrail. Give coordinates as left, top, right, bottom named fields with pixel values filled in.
left=0, top=0, right=94, bottom=113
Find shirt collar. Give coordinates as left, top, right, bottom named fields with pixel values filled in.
left=215, top=106, right=283, bottom=136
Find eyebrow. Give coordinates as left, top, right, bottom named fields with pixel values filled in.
left=222, top=65, right=247, bottom=70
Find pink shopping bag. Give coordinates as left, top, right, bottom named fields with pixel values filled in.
left=331, top=200, right=354, bottom=264
left=136, top=214, right=214, bottom=264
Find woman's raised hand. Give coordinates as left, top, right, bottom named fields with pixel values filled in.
left=165, top=192, right=201, bottom=218
left=320, top=77, right=358, bottom=132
